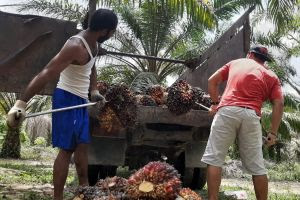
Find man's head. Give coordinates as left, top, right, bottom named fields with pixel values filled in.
left=89, top=9, right=118, bottom=43
left=247, top=45, right=272, bottom=63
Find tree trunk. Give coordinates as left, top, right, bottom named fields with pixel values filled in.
left=0, top=127, right=21, bottom=158
left=88, top=0, right=97, bottom=23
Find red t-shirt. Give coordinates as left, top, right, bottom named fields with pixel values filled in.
left=217, top=58, right=283, bottom=115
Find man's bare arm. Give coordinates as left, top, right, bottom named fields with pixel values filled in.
left=20, top=43, right=80, bottom=102
left=270, top=98, right=284, bottom=134
left=208, top=71, right=223, bottom=103
left=89, top=65, right=98, bottom=92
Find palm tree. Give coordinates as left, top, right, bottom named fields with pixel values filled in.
left=101, top=1, right=209, bottom=83
left=0, top=93, right=51, bottom=158
left=0, top=93, right=22, bottom=158
left=19, top=0, right=216, bottom=28
left=261, top=94, right=300, bottom=161
left=252, top=8, right=300, bottom=95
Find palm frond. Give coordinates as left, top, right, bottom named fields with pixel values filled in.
left=27, top=95, right=52, bottom=114
left=97, top=64, right=136, bottom=85
left=254, top=32, right=288, bottom=50
left=98, top=0, right=216, bottom=28
left=130, top=72, right=159, bottom=94
left=18, top=0, right=87, bottom=22
left=284, top=93, right=300, bottom=111
left=213, top=0, right=261, bottom=19
left=267, top=0, right=297, bottom=31
left=284, top=112, right=300, bottom=134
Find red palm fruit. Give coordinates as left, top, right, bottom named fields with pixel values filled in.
left=126, top=161, right=181, bottom=199
left=167, top=80, right=194, bottom=115
left=178, top=188, right=202, bottom=200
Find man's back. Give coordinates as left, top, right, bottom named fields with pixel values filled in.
left=218, top=58, right=282, bottom=115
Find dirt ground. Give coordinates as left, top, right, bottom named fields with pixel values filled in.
left=0, top=158, right=300, bottom=200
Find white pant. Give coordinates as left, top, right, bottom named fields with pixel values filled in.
left=201, top=106, right=267, bottom=175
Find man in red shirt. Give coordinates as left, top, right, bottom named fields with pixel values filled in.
left=201, top=45, right=284, bottom=200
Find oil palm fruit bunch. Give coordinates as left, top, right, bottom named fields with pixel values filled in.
left=191, top=87, right=206, bottom=110
left=139, top=95, right=157, bottom=106
left=95, top=176, right=128, bottom=199
left=177, top=188, right=202, bottom=200
left=127, top=161, right=182, bottom=199
left=98, top=105, right=123, bottom=134
left=200, top=94, right=212, bottom=108
left=74, top=186, right=100, bottom=200
left=97, top=81, right=109, bottom=95
left=167, top=80, right=194, bottom=115
left=146, top=85, right=165, bottom=105
left=105, top=84, right=137, bottom=127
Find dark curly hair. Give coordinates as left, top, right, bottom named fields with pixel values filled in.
left=88, top=9, right=118, bottom=32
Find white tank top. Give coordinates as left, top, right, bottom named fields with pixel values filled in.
left=57, top=35, right=98, bottom=99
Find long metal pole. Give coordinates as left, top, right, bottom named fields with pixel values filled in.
left=106, top=51, right=186, bottom=64
left=25, top=102, right=97, bottom=118
left=195, top=102, right=210, bottom=111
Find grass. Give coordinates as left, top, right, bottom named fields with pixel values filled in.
left=0, top=145, right=300, bottom=199
left=0, top=161, right=76, bottom=186
left=268, top=161, right=300, bottom=182
left=197, top=185, right=300, bottom=200
left=0, top=192, right=52, bottom=200
left=21, top=146, right=57, bottom=162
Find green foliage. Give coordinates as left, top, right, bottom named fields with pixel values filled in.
left=102, top=1, right=213, bottom=82
left=18, top=0, right=87, bottom=22
left=97, top=64, right=136, bottom=85
left=218, top=185, right=300, bottom=200
left=0, top=162, right=75, bottom=185
left=99, top=0, right=216, bottom=28
left=129, top=72, right=160, bottom=94
left=21, top=146, right=57, bottom=161
left=34, top=137, right=47, bottom=147
left=268, top=161, right=300, bottom=181
left=0, top=116, right=7, bottom=144
left=228, top=141, right=240, bottom=159
left=19, top=130, right=30, bottom=144
left=21, top=192, right=52, bottom=200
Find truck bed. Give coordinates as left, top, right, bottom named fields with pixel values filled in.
left=137, top=105, right=213, bottom=127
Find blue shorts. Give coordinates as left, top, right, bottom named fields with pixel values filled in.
left=52, top=88, right=90, bottom=150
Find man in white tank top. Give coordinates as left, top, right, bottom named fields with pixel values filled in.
left=7, top=9, right=118, bottom=200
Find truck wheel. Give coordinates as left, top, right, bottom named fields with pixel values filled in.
left=193, top=167, right=207, bottom=189
left=88, top=165, right=101, bottom=186
left=88, top=165, right=117, bottom=186
left=174, top=153, right=207, bottom=190
left=98, top=165, right=117, bottom=179
left=183, top=167, right=206, bottom=190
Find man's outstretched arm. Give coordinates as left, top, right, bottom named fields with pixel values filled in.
left=20, top=43, right=80, bottom=102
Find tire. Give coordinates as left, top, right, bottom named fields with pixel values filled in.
left=192, top=167, right=207, bottom=190
left=88, top=165, right=117, bottom=186
left=88, top=165, right=101, bottom=186
left=98, top=165, right=117, bottom=179
left=183, top=167, right=207, bottom=190
left=174, top=153, right=207, bottom=190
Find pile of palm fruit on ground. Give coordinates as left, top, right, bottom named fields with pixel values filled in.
left=94, top=80, right=212, bottom=132
left=73, top=161, right=202, bottom=200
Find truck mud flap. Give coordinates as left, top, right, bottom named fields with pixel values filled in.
left=88, top=136, right=127, bottom=166
left=185, top=141, right=207, bottom=168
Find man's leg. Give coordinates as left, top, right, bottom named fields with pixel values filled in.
left=253, top=175, right=268, bottom=200
left=74, top=143, right=89, bottom=186
left=53, top=149, right=73, bottom=200
left=207, top=165, right=222, bottom=200
left=238, top=109, right=268, bottom=200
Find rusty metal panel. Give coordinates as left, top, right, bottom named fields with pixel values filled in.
left=0, top=11, right=78, bottom=95
left=136, top=106, right=213, bottom=127
left=182, top=30, right=245, bottom=92
left=179, top=8, right=253, bottom=92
